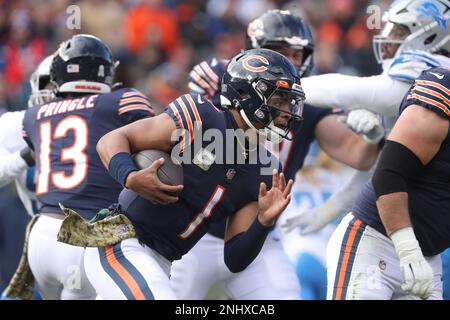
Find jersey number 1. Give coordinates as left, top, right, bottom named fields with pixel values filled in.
left=178, top=185, right=226, bottom=239
left=37, top=116, right=88, bottom=195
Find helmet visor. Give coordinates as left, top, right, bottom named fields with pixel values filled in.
left=373, top=22, right=408, bottom=63
left=253, top=79, right=304, bottom=140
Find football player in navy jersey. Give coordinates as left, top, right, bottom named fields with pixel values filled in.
left=170, top=10, right=382, bottom=300
left=328, top=67, right=450, bottom=300
left=21, top=34, right=154, bottom=299
left=83, top=48, right=301, bottom=300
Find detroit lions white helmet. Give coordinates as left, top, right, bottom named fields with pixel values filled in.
left=28, top=55, right=55, bottom=107
left=373, top=0, right=450, bottom=63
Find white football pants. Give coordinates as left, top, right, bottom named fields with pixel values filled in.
left=327, top=213, right=443, bottom=300
left=170, top=232, right=301, bottom=300
left=27, top=215, right=96, bottom=300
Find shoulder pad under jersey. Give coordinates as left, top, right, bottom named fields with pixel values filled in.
left=388, top=50, right=443, bottom=83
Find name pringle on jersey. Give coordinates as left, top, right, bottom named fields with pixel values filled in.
left=36, top=95, right=99, bottom=120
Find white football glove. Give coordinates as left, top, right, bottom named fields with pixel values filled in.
left=391, top=227, right=434, bottom=299
left=282, top=169, right=373, bottom=235
left=338, top=109, right=385, bottom=145
left=281, top=199, right=343, bottom=235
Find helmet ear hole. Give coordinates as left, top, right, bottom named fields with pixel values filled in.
left=425, top=34, right=437, bottom=45
left=239, top=92, right=251, bottom=101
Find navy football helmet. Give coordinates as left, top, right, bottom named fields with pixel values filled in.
left=221, top=48, right=305, bottom=144
left=51, top=34, right=116, bottom=96
left=246, top=9, right=314, bottom=77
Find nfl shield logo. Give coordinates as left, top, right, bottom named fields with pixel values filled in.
left=193, top=148, right=215, bottom=171
left=67, top=64, right=79, bottom=73
left=226, top=168, right=236, bottom=180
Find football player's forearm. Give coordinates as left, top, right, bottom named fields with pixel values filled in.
left=303, top=73, right=375, bottom=109
left=376, top=192, right=411, bottom=236
left=348, top=138, right=379, bottom=171
left=302, top=73, right=409, bottom=116
left=97, top=130, right=132, bottom=168
left=224, top=218, right=271, bottom=273
left=322, top=132, right=377, bottom=170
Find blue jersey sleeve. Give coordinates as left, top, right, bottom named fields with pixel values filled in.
left=403, top=67, right=450, bottom=120
left=114, top=88, right=155, bottom=124
left=164, top=93, right=222, bottom=153
left=188, top=58, right=228, bottom=106
left=22, top=107, right=39, bottom=150
left=388, top=50, right=443, bottom=83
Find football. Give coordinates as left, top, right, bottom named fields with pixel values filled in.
left=132, top=149, right=183, bottom=187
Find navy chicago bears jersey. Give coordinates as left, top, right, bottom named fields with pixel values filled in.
left=22, top=88, right=154, bottom=219
left=187, top=57, right=336, bottom=238
left=353, top=67, right=450, bottom=256
left=208, top=104, right=335, bottom=238
left=118, top=93, right=279, bottom=261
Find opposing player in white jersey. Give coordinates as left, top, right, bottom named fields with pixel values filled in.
left=277, top=145, right=356, bottom=300
left=170, top=10, right=382, bottom=300
left=0, top=55, right=54, bottom=216
left=282, top=0, right=450, bottom=235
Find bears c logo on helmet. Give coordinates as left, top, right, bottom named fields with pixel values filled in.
left=247, top=18, right=264, bottom=38
left=242, top=55, right=269, bottom=73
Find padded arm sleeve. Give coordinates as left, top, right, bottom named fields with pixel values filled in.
left=301, top=73, right=412, bottom=117
left=224, top=218, right=272, bottom=273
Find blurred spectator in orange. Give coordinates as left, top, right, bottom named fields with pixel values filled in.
left=124, top=0, right=180, bottom=58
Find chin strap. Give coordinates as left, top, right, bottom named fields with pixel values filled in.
left=239, top=109, right=285, bottom=144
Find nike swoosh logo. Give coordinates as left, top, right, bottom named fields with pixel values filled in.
left=197, top=95, right=204, bottom=104
left=430, top=72, right=444, bottom=80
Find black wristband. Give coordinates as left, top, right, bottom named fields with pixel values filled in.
left=108, top=152, right=138, bottom=187
left=20, top=147, right=35, bottom=167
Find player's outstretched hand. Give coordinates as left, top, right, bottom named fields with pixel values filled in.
left=258, top=169, right=293, bottom=227
left=281, top=209, right=322, bottom=234
left=125, top=158, right=184, bottom=204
